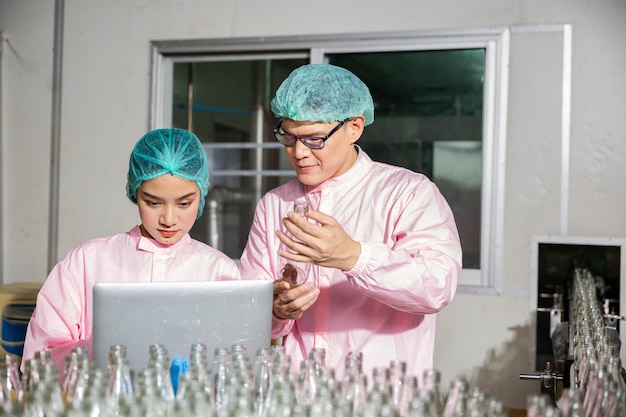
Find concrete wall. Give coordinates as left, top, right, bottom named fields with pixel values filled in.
left=1, top=0, right=625, bottom=409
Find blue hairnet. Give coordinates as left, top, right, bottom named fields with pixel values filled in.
left=126, top=128, right=209, bottom=218
left=271, top=64, right=374, bottom=126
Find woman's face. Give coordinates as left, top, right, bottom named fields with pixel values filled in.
left=137, top=174, right=200, bottom=245
left=281, top=117, right=364, bottom=187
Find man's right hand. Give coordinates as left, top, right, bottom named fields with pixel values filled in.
left=272, top=280, right=319, bottom=320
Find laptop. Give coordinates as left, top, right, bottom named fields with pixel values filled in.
left=92, top=280, right=273, bottom=371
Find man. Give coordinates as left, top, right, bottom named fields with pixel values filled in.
left=239, top=63, right=462, bottom=380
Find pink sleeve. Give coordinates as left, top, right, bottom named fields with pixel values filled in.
left=21, top=250, right=87, bottom=371
left=346, top=180, right=462, bottom=314
left=239, top=198, right=295, bottom=339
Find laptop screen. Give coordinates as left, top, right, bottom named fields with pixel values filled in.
left=92, top=280, right=273, bottom=371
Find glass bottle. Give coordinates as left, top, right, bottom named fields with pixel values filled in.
left=583, top=361, right=602, bottom=414
left=271, top=346, right=291, bottom=378
left=371, top=366, right=392, bottom=397
left=23, top=350, right=53, bottom=397
left=1, top=353, right=22, bottom=406
left=264, top=388, right=293, bottom=417
left=422, top=368, right=443, bottom=416
left=186, top=343, right=212, bottom=400
left=486, top=398, right=507, bottom=417
left=407, top=391, right=439, bottom=417
left=526, top=394, right=550, bottom=417
left=309, top=348, right=327, bottom=376
left=136, top=368, right=167, bottom=417
left=61, top=346, right=89, bottom=407
left=396, top=374, right=418, bottom=417
left=309, top=384, right=334, bottom=417
left=230, top=387, right=256, bottom=417
left=279, top=200, right=312, bottom=287
left=254, top=347, right=271, bottom=415
left=342, top=371, right=368, bottom=416
left=343, top=351, right=364, bottom=380
left=20, top=358, right=33, bottom=402
left=607, top=356, right=625, bottom=392
left=388, top=360, right=407, bottom=409
left=23, top=383, right=63, bottom=417
left=186, top=383, right=215, bottom=417
left=23, top=364, right=64, bottom=417
left=213, top=347, right=232, bottom=410
left=467, top=386, right=488, bottom=417
left=189, top=343, right=209, bottom=370
left=297, top=358, right=318, bottom=407
left=66, top=361, right=100, bottom=412
left=442, top=376, right=469, bottom=417
left=361, top=388, right=382, bottom=417
left=594, top=379, right=617, bottom=417
left=556, top=388, right=583, bottom=417
left=230, top=344, right=253, bottom=396
left=159, top=362, right=180, bottom=414
left=107, top=354, right=135, bottom=415
left=608, top=383, right=626, bottom=417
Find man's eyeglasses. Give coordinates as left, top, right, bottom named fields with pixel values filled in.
left=273, top=119, right=349, bottom=150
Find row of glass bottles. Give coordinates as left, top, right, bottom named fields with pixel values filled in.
left=526, top=267, right=626, bottom=417
left=1, top=343, right=508, bottom=417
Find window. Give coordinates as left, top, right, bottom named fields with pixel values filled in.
left=149, top=28, right=510, bottom=291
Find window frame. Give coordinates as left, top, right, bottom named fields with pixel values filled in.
left=149, top=28, right=511, bottom=293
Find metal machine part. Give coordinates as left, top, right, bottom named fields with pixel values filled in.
left=521, top=265, right=625, bottom=408
left=520, top=362, right=562, bottom=406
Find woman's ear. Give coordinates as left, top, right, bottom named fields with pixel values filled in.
left=347, top=116, right=365, bottom=144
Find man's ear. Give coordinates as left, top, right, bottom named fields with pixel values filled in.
left=347, top=116, right=365, bottom=144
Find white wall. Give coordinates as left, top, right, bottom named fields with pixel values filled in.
left=1, top=1, right=55, bottom=281
left=1, top=0, right=625, bottom=409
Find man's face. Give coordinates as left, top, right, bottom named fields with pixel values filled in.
left=281, top=117, right=364, bottom=186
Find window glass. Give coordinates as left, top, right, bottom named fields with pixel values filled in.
left=328, top=50, right=485, bottom=269
left=172, top=60, right=305, bottom=257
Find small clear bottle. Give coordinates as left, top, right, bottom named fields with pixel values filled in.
left=61, top=347, right=90, bottom=407
left=107, top=354, right=135, bottom=414
left=389, top=360, right=407, bottom=409
left=526, top=394, right=550, bottom=417
left=343, top=351, right=364, bottom=380
left=442, top=376, right=469, bottom=417
left=253, top=347, right=271, bottom=415
left=407, top=391, right=439, bottom=417
left=296, top=358, right=318, bottom=407
left=422, top=368, right=443, bottom=416
left=213, top=347, right=232, bottom=410
left=397, top=374, right=418, bottom=417
left=1, top=353, right=23, bottom=406
left=279, top=200, right=312, bottom=286
left=308, top=348, right=327, bottom=378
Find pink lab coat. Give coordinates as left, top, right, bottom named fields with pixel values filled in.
left=21, top=226, right=240, bottom=371
left=239, top=148, right=462, bottom=380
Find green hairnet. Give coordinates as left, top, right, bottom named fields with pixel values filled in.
left=271, top=64, right=374, bottom=126
left=126, top=128, right=209, bottom=218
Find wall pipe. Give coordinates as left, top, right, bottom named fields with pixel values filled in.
left=47, top=0, right=64, bottom=272
left=0, top=32, right=4, bottom=281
